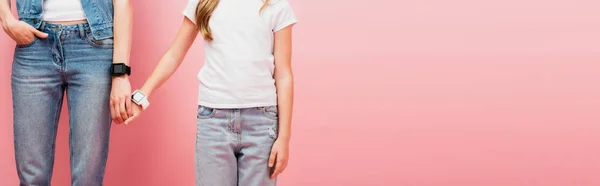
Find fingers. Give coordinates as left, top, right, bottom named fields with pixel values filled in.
left=110, top=99, right=120, bottom=124
left=112, top=96, right=124, bottom=124
left=126, top=96, right=133, bottom=117
left=119, top=96, right=129, bottom=122
left=29, top=26, right=48, bottom=38
left=269, top=149, right=286, bottom=179
left=280, top=159, right=288, bottom=173
left=124, top=105, right=143, bottom=125
left=14, top=33, right=34, bottom=45
left=271, top=156, right=287, bottom=179
left=6, top=20, right=45, bottom=44
left=268, top=150, right=277, bottom=168
left=124, top=114, right=137, bottom=126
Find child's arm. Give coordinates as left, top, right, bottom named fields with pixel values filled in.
left=269, top=25, right=294, bottom=179
left=139, top=18, right=198, bottom=98
left=124, top=18, right=198, bottom=125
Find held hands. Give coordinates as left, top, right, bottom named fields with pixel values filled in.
left=110, top=75, right=145, bottom=125
left=269, top=138, right=290, bottom=179
left=110, top=76, right=133, bottom=124
left=2, top=18, right=48, bottom=45
left=123, top=101, right=142, bottom=125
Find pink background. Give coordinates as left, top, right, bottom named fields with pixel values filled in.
left=1, top=0, right=600, bottom=185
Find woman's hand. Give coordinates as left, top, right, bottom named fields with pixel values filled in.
left=269, top=139, right=290, bottom=179
left=2, top=18, right=48, bottom=45
left=110, top=76, right=132, bottom=124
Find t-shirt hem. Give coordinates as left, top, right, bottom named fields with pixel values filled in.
left=198, top=101, right=278, bottom=109
left=183, top=11, right=197, bottom=25
left=273, top=19, right=298, bottom=32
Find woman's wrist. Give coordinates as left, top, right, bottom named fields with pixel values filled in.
left=1, top=14, right=15, bottom=29
left=112, top=75, right=129, bottom=80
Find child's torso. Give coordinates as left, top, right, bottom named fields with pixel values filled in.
left=198, top=0, right=282, bottom=108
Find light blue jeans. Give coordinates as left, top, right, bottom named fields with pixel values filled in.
left=12, top=22, right=113, bottom=186
left=196, top=105, right=279, bottom=186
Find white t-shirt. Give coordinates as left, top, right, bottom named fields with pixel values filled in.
left=42, top=0, right=87, bottom=22
left=183, top=0, right=298, bottom=108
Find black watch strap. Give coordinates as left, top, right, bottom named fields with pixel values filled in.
left=110, top=63, right=131, bottom=76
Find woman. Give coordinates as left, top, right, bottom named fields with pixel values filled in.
left=0, top=0, right=133, bottom=185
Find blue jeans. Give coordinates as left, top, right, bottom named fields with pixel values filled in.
left=12, top=22, right=113, bottom=186
left=196, top=105, right=279, bottom=186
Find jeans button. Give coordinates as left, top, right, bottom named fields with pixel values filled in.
left=96, top=31, right=101, bottom=36
left=33, top=18, right=38, bottom=24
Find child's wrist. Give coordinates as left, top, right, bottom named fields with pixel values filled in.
left=140, top=86, right=152, bottom=99
left=277, top=136, right=291, bottom=142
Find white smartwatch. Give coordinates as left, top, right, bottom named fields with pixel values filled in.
left=131, top=90, right=150, bottom=110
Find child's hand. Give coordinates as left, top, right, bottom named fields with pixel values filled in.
left=123, top=102, right=143, bottom=125
left=268, top=139, right=289, bottom=179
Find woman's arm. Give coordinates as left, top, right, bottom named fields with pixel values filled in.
left=112, top=0, right=132, bottom=63
left=1, top=0, right=48, bottom=45
left=110, top=0, right=134, bottom=125
left=268, top=25, right=294, bottom=179
left=123, top=18, right=199, bottom=125
left=0, top=0, right=10, bottom=23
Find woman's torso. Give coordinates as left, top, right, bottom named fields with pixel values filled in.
left=42, top=0, right=87, bottom=23
left=16, top=0, right=114, bottom=39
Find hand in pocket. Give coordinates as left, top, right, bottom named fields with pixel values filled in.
left=2, top=19, right=47, bottom=45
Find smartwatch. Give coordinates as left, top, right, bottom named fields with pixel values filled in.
left=111, top=63, right=131, bottom=76
left=131, top=90, right=150, bottom=110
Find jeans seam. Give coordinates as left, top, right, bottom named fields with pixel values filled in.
left=12, top=84, right=23, bottom=182
left=98, top=118, right=111, bottom=184
left=67, top=89, right=74, bottom=183
left=48, top=87, right=64, bottom=185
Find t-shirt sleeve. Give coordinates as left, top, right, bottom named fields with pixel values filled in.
left=183, top=0, right=200, bottom=25
left=272, top=0, right=298, bottom=32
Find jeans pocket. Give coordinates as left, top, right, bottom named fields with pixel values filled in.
left=16, top=37, right=39, bottom=48
left=197, top=105, right=216, bottom=119
left=85, top=34, right=114, bottom=49
left=261, top=106, right=278, bottom=120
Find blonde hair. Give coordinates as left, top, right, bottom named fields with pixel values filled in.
left=196, top=0, right=269, bottom=41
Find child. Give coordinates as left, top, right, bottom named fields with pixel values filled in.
left=125, top=0, right=297, bottom=185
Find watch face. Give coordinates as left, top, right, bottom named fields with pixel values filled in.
left=133, top=92, right=145, bottom=102
left=114, top=65, right=124, bottom=73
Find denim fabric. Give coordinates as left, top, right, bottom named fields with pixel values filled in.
left=12, top=22, right=113, bottom=186
left=196, top=105, right=279, bottom=186
left=16, top=0, right=114, bottom=39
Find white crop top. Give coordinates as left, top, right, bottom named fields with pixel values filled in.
left=183, top=0, right=298, bottom=108
left=42, top=0, right=87, bottom=22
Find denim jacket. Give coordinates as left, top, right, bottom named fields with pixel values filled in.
left=16, top=0, right=114, bottom=39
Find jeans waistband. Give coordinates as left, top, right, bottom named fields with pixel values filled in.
left=39, top=21, right=91, bottom=36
